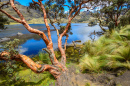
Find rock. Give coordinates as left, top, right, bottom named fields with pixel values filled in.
left=17, top=32, right=23, bottom=36
left=0, top=37, right=10, bottom=42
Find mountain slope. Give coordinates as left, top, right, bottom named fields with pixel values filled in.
left=0, top=1, right=44, bottom=24
left=0, top=1, right=93, bottom=24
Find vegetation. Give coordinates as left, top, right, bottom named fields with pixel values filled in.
left=0, top=39, right=22, bottom=85
left=120, top=10, right=130, bottom=26
left=100, top=0, right=130, bottom=26
left=88, top=19, right=97, bottom=26
left=79, top=25, right=130, bottom=73
left=0, top=0, right=101, bottom=85
left=0, top=0, right=130, bottom=85
left=0, top=13, right=9, bottom=29
left=0, top=39, right=55, bottom=86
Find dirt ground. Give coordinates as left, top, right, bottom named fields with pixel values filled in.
left=51, top=65, right=130, bottom=86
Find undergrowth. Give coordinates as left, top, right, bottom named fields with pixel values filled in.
left=79, top=25, right=130, bottom=73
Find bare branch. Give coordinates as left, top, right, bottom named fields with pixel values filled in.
left=74, top=0, right=76, bottom=6
left=32, top=0, right=40, bottom=5
left=0, top=1, right=9, bottom=8
left=0, top=1, right=23, bottom=23
left=58, top=0, right=93, bottom=65
left=48, top=15, right=59, bottom=37
left=10, top=0, right=24, bottom=20
left=62, top=4, right=73, bottom=9
left=51, top=24, right=59, bottom=38
left=98, top=18, right=106, bottom=32
left=0, top=0, right=50, bottom=45
left=38, top=0, right=52, bottom=42
left=0, top=51, right=60, bottom=79
left=71, top=5, right=82, bottom=20
left=64, top=34, right=69, bottom=51
left=0, top=9, right=23, bottom=23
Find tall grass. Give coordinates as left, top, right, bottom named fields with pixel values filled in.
left=79, top=25, right=130, bottom=72
left=32, top=52, right=51, bottom=64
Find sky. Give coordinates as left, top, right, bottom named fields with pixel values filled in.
left=15, top=0, right=37, bottom=6
left=15, top=0, right=100, bottom=12
left=15, top=0, right=70, bottom=11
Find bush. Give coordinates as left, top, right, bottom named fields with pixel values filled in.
left=0, top=14, right=9, bottom=29
left=0, top=39, right=24, bottom=85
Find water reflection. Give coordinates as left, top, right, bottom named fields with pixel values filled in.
left=0, top=23, right=107, bottom=56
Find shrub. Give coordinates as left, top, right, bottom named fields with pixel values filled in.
left=0, top=14, right=10, bottom=29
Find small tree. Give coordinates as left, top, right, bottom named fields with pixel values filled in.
left=100, top=0, right=130, bottom=26
left=0, top=13, right=9, bottom=29
left=0, top=0, right=100, bottom=84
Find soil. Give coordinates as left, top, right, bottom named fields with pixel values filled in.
left=50, top=65, right=130, bottom=86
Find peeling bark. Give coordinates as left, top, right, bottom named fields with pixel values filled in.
left=0, top=0, right=92, bottom=82
left=64, top=34, right=69, bottom=51
left=0, top=51, right=60, bottom=79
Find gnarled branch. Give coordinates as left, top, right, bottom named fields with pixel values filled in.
left=38, top=0, right=52, bottom=42
left=0, top=51, right=60, bottom=79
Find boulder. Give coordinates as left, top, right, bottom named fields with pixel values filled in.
left=17, top=32, right=23, bottom=36
left=0, top=37, right=10, bottom=42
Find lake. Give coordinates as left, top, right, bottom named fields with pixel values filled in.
left=0, top=23, right=107, bottom=56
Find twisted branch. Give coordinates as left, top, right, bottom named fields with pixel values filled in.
left=0, top=51, right=60, bottom=79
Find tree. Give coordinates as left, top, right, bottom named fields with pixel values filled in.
left=0, top=0, right=100, bottom=84
left=119, top=10, right=130, bottom=26
left=100, top=0, right=130, bottom=26
left=0, top=13, right=9, bottom=29
left=85, top=0, right=129, bottom=34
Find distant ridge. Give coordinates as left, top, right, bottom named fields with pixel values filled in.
left=0, top=0, right=93, bottom=24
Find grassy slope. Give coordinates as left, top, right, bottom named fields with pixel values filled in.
left=17, top=69, right=55, bottom=86
left=0, top=25, right=129, bottom=86
left=79, top=25, right=130, bottom=73
left=2, top=3, right=93, bottom=25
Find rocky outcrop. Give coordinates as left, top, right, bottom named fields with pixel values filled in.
left=0, top=37, right=10, bottom=42
left=17, top=32, right=23, bottom=36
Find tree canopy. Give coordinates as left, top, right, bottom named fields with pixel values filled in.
left=0, top=14, right=9, bottom=29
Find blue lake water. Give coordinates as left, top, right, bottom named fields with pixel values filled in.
left=0, top=23, right=107, bottom=56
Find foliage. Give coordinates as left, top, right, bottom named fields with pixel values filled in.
left=0, top=39, right=55, bottom=86
left=108, top=21, right=115, bottom=32
left=33, top=52, right=51, bottom=64
left=0, top=39, right=24, bottom=85
left=79, top=25, right=130, bottom=73
left=95, top=0, right=130, bottom=31
left=0, top=61, right=24, bottom=86
left=0, top=13, right=9, bottom=29
left=17, top=69, right=55, bottom=86
left=119, top=10, right=130, bottom=26
left=3, top=39, right=20, bottom=57
left=54, top=44, right=84, bottom=64
left=88, top=19, right=97, bottom=26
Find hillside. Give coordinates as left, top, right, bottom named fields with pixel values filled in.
left=0, top=1, right=44, bottom=24
left=0, top=1, right=93, bottom=24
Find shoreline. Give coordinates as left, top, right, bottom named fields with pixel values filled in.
left=6, top=22, right=89, bottom=25
left=0, top=29, right=56, bottom=43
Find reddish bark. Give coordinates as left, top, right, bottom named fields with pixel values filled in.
left=64, top=34, right=69, bottom=51
left=0, top=0, right=93, bottom=81
left=0, top=51, right=60, bottom=79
